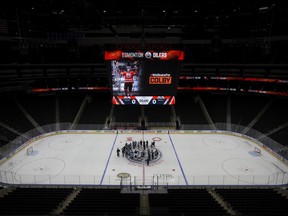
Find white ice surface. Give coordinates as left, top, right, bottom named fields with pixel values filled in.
left=0, top=131, right=287, bottom=186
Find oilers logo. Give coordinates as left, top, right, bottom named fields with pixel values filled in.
left=145, top=51, right=152, bottom=59
left=126, top=72, right=131, bottom=78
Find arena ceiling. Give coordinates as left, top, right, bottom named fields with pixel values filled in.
left=1, top=0, right=287, bottom=43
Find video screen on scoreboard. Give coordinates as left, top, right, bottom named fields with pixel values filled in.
left=105, top=50, right=184, bottom=105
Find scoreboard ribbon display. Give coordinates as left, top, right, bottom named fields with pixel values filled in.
left=112, top=96, right=176, bottom=105
left=105, top=49, right=184, bottom=105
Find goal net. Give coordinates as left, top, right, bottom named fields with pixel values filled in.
left=254, top=147, right=261, bottom=156
left=26, top=147, right=34, bottom=156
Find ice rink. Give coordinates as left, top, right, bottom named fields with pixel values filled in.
left=0, top=130, right=288, bottom=186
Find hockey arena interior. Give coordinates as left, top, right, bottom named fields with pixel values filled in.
left=0, top=0, right=288, bottom=215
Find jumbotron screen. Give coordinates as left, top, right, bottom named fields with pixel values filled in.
left=105, top=50, right=184, bottom=105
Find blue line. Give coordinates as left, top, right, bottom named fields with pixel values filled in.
left=100, top=131, right=118, bottom=185
left=168, top=131, right=188, bottom=185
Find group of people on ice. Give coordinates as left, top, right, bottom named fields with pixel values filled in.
left=117, top=139, right=159, bottom=165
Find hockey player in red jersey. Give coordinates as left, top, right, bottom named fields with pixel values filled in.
left=120, top=66, right=138, bottom=96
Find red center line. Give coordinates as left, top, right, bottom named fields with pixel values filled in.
left=142, top=159, right=145, bottom=185
left=142, top=130, right=145, bottom=186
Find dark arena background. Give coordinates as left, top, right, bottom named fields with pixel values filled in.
left=0, top=0, right=288, bottom=215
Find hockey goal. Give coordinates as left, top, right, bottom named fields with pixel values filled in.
left=254, top=147, right=261, bottom=156
left=26, top=147, right=34, bottom=156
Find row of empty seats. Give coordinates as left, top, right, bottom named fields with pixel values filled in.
left=215, top=188, right=288, bottom=216
left=149, top=188, right=228, bottom=215
left=0, top=187, right=73, bottom=215
left=62, top=188, right=139, bottom=215
left=0, top=186, right=287, bottom=215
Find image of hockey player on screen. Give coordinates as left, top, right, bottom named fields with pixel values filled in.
left=120, top=65, right=138, bottom=96
left=112, top=60, right=141, bottom=96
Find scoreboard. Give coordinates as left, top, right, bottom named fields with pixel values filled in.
left=105, top=49, right=184, bottom=105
